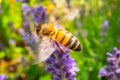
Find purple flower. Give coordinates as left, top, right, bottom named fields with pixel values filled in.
left=0, top=75, right=7, bottom=80
left=99, top=47, right=120, bottom=80
left=9, top=39, right=16, bottom=46
left=16, top=0, right=30, bottom=3
left=99, top=68, right=108, bottom=76
left=76, top=21, right=82, bottom=28
left=22, top=3, right=31, bottom=16
left=100, top=20, right=109, bottom=37
left=20, top=6, right=47, bottom=50
left=100, top=20, right=109, bottom=43
left=32, top=6, right=47, bottom=25
left=45, top=44, right=79, bottom=80
left=22, top=32, right=38, bottom=49
left=20, top=4, right=38, bottom=48
left=102, top=20, right=109, bottom=29
left=116, top=69, right=120, bottom=75
left=22, top=3, right=31, bottom=32
left=18, top=28, right=38, bottom=50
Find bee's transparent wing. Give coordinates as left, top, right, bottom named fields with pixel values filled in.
left=65, top=9, right=79, bottom=20
left=55, top=9, right=79, bottom=24
left=20, top=29, right=55, bottom=64
left=33, top=36, right=56, bottom=64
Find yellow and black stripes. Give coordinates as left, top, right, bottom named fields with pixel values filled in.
left=54, top=29, right=81, bottom=51
left=36, top=23, right=81, bottom=51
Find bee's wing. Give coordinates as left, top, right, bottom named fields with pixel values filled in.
left=65, top=9, right=79, bottom=20
left=55, top=9, right=79, bottom=24
left=21, top=30, right=55, bottom=64
left=33, top=36, right=56, bottom=64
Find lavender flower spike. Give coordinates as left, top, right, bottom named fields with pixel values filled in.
left=22, top=3, right=31, bottom=32
left=99, top=47, right=120, bottom=80
left=45, top=44, right=79, bottom=80
left=32, top=6, right=47, bottom=25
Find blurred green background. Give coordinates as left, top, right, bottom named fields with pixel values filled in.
left=0, top=0, right=120, bottom=80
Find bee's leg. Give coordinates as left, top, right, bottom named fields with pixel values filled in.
left=54, top=41, right=65, bottom=53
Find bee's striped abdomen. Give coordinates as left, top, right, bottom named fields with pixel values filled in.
left=54, top=29, right=81, bottom=51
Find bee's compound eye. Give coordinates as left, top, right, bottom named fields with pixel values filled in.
left=36, top=27, right=40, bottom=34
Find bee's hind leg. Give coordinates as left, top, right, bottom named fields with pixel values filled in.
left=54, top=41, right=65, bottom=53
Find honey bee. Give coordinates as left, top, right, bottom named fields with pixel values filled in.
left=36, top=23, right=81, bottom=51
left=25, top=9, right=81, bottom=63
left=32, top=23, right=81, bottom=64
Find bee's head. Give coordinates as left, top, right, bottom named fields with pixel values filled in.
left=36, top=23, right=54, bottom=36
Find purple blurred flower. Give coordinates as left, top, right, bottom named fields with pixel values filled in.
left=22, top=3, right=32, bottom=32
left=99, top=47, right=120, bottom=80
left=18, top=28, right=37, bottom=49
left=0, top=75, right=7, bottom=80
left=99, top=68, right=108, bottom=76
left=102, top=20, right=109, bottom=29
left=116, top=69, right=120, bottom=75
left=76, top=21, right=82, bottom=28
left=45, top=44, right=79, bottom=80
left=9, top=39, right=16, bottom=46
left=32, top=6, right=47, bottom=25
left=22, top=3, right=31, bottom=15
left=20, top=6, right=47, bottom=50
left=16, top=0, right=30, bottom=3
left=100, top=20, right=109, bottom=43
left=20, top=4, right=36, bottom=48
left=100, top=20, right=109, bottom=37
left=22, top=32, right=37, bottom=49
